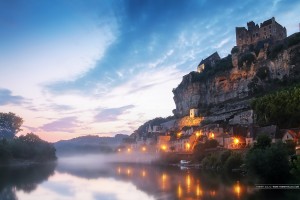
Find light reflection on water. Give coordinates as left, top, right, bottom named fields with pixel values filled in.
left=0, top=160, right=299, bottom=200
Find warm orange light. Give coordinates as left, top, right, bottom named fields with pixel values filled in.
left=186, top=175, right=191, bottom=193
left=234, top=138, right=239, bottom=144
left=210, top=133, right=215, bottom=139
left=127, top=168, right=131, bottom=175
left=177, top=132, right=182, bottom=138
left=161, top=145, right=167, bottom=151
left=196, top=183, right=203, bottom=197
left=162, top=173, right=167, bottom=190
left=186, top=143, right=190, bottom=150
left=234, top=181, right=241, bottom=197
left=196, top=131, right=201, bottom=137
left=117, top=167, right=121, bottom=174
left=141, top=170, right=146, bottom=177
left=142, top=146, right=146, bottom=152
left=177, top=184, right=182, bottom=198
left=118, top=148, right=121, bottom=152
left=127, top=148, right=131, bottom=152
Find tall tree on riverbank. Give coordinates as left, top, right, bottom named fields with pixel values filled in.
left=0, top=112, right=23, bottom=139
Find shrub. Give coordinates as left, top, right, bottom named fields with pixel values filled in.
left=238, top=53, right=256, bottom=68
left=287, top=32, right=300, bottom=47
left=224, top=153, right=243, bottom=172
left=231, top=46, right=239, bottom=54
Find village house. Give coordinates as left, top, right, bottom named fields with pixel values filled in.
left=282, top=129, right=299, bottom=144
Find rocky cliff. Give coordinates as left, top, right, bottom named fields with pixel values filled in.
left=173, top=33, right=300, bottom=124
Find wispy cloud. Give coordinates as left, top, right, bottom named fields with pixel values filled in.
left=40, top=117, right=80, bottom=133
left=94, top=105, right=135, bottom=122
left=0, top=88, right=25, bottom=105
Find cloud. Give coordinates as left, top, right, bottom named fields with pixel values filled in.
left=94, top=105, right=135, bottom=122
left=0, top=88, right=25, bottom=105
left=40, top=117, right=80, bottom=133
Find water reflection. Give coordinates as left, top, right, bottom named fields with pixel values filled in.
left=0, top=160, right=299, bottom=200
left=0, top=163, right=55, bottom=200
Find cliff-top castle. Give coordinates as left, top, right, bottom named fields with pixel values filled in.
left=236, top=17, right=287, bottom=47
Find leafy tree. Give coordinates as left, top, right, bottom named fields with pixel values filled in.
left=224, top=152, right=243, bottom=172
left=246, top=141, right=290, bottom=183
left=254, top=134, right=271, bottom=149
left=0, top=112, right=23, bottom=139
left=205, top=139, right=219, bottom=148
left=251, top=85, right=300, bottom=128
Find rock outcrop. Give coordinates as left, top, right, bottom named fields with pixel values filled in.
left=173, top=33, right=300, bottom=125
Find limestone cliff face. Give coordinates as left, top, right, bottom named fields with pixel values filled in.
left=173, top=42, right=300, bottom=121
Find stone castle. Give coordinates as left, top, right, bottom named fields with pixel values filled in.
left=235, top=17, right=287, bottom=47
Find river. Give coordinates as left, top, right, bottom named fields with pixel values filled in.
left=0, top=154, right=299, bottom=200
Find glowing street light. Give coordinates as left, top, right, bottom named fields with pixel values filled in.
left=127, top=148, right=131, bottom=153
left=142, top=146, right=147, bottom=152
left=118, top=148, right=121, bottom=152
left=186, top=143, right=191, bottom=151
left=234, top=138, right=239, bottom=145
left=161, top=145, right=167, bottom=151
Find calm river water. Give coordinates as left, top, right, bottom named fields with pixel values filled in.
left=0, top=155, right=299, bottom=200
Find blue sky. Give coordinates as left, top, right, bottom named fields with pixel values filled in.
left=0, top=0, right=299, bottom=141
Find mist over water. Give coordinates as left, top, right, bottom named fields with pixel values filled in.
left=57, top=152, right=158, bottom=169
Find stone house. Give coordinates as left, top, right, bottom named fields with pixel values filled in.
left=235, top=17, right=287, bottom=47
left=197, top=52, right=220, bottom=73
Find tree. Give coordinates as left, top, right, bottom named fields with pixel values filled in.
left=246, top=142, right=290, bottom=183
left=0, top=112, right=23, bottom=139
left=254, top=134, right=271, bottom=149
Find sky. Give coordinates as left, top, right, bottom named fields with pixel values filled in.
left=0, top=0, right=299, bottom=142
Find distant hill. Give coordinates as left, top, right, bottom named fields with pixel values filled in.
left=54, top=134, right=128, bottom=156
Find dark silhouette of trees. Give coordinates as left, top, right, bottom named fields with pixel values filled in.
left=246, top=135, right=290, bottom=183
left=0, top=112, right=23, bottom=139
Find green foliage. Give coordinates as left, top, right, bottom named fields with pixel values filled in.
left=205, top=139, right=219, bottom=149
left=290, top=156, right=300, bottom=180
left=0, top=112, right=23, bottom=139
left=231, top=46, right=239, bottom=54
left=0, top=133, right=56, bottom=163
left=254, top=134, right=271, bottom=149
left=180, top=55, right=233, bottom=85
left=268, top=43, right=284, bottom=59
left=251, top=85, right=300, bottom=128
left=201, top=153, right=219, bottom=170
left=246, top=142, right=290, bottom=183
left=220, top=150, right=232, bottom=164
left=256, top=66, right=269, bottom=80
left=224, top=152, right=243, bottom=172
left=287, top=32, right=300, bottom=47
left=285, top=140, right=296, bottom=156
left=238, top=52, right=255, bottom=69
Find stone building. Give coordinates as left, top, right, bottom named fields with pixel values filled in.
left=197, top=52, right=220, bottom=72
left=236, top=17, right=287, bottom=47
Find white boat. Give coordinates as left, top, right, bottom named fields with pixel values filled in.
left=180, top=160, right=191, bottom=165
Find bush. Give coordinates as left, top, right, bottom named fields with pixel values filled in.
left=238, top=52, right=256, bottom=68
left=287, top=32, right=300, bottom=47
left=256, top=66, right=270, bottom=80
left=220, top=150, right=232, bottom=164
left=0, top=133, right=56, bottom=163
left=268, top=43, right=284, bottom=59
left=251, top=84, right=300, bottom=128
left=246, top=142, right=290, bottom=183
left=224, top=153, right=243, bottom=172
left=231, top=46, right=239, bottom=54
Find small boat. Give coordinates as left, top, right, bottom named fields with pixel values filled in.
left=180, top=160, right=191, bottom=165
